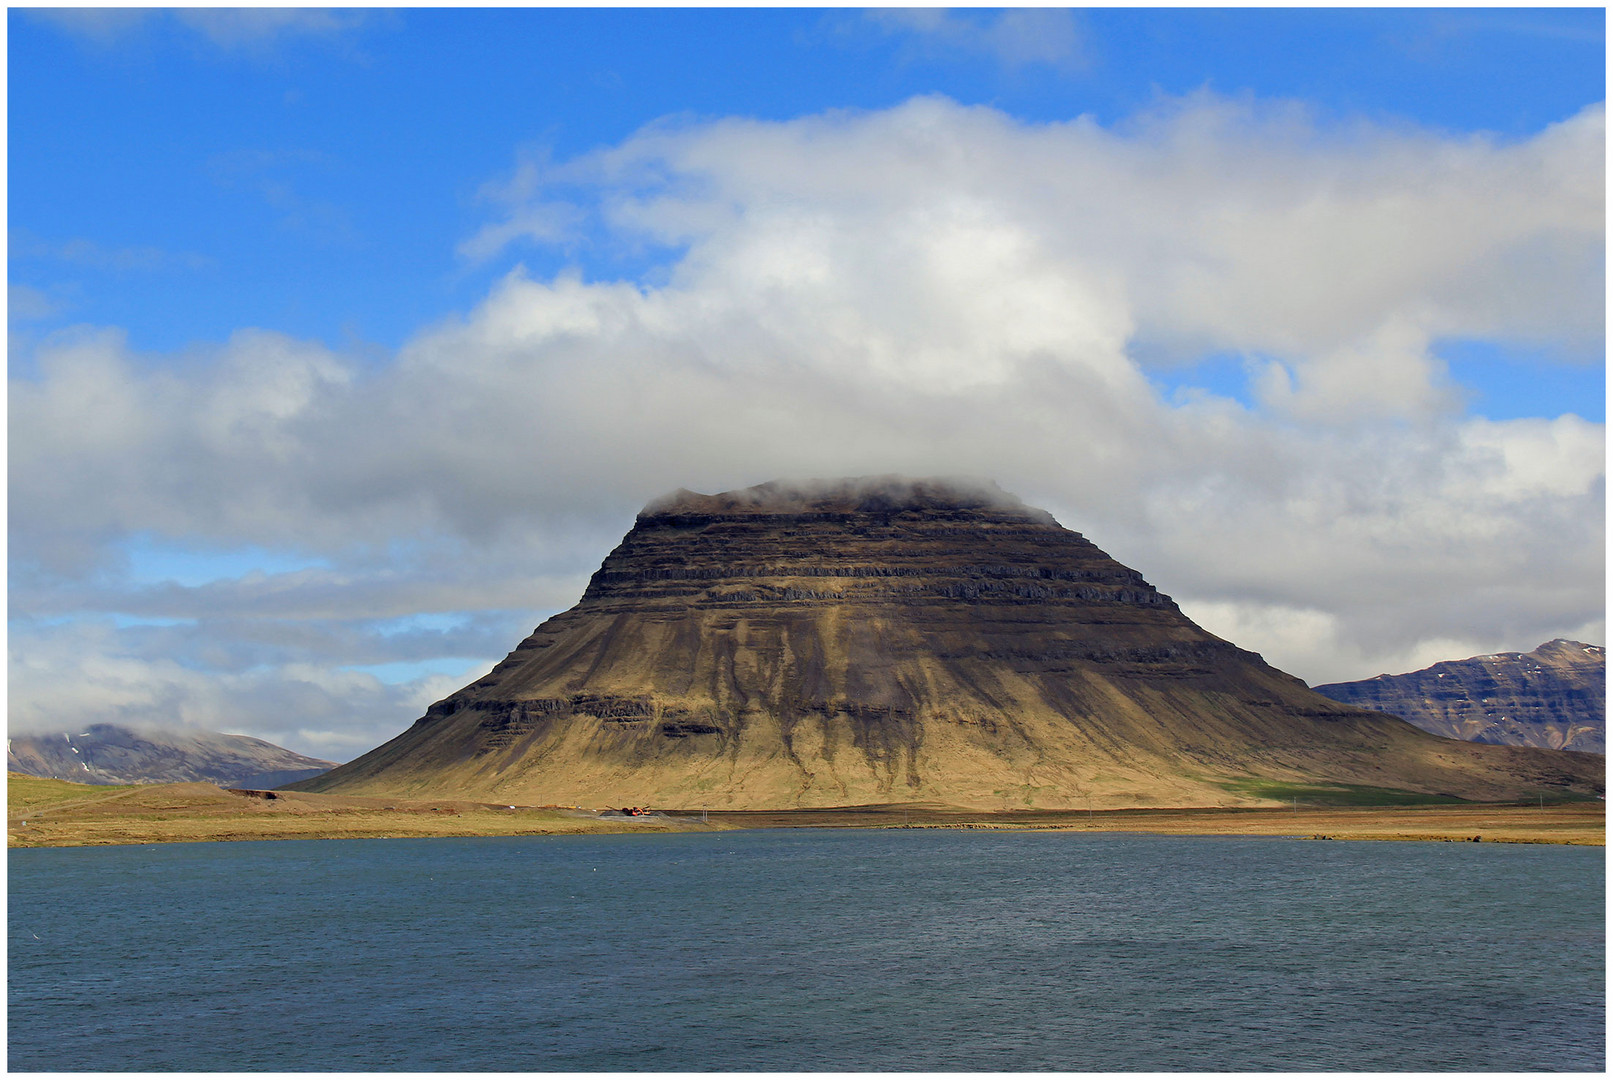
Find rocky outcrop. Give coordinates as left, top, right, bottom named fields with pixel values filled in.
left=291, top=477, right=1604, bottom=808
left=1313, top=641, right=1605, bottom=753
left=6, top=724, right=337, bottom=788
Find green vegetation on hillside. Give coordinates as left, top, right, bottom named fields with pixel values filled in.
left=8, top=773, right=137, bottom=816
left=1221, top=779, right=1472, bottom=807
left=1221, top=778, right=1601, bottom=807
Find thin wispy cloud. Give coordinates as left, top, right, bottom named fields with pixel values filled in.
left=865, top=8, right=1089, bottom=72
left=24, top=8, right=150, bottom=48
left=1423, top=10, right=1606, bottom=47
left=9, top=230, right=212, bottom=273
left=174, top=8, right=367, bottom=52
left=30, top=7, right=369, bottom=53
left=206, top=149, right=361, bottom=248
left=9, top=283, right=64, bottom=321
left=458, top=205, right=587, bottom=263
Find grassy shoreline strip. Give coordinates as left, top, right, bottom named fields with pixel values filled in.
left=9, top=775, right=1603, bottom=849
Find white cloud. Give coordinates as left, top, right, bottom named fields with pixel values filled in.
left=6, top=620, right=401, bottom=757
left=1252, top=318, right=1462, bottom=422
left=9, top=93, right=1604, bottom=748
left=1182, top=598, right=1607, bottom=689
left=1458, top=415, right=1606, bottom=499
left=5, top=611, right=545, bottom=760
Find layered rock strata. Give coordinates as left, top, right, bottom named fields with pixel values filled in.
left=294, top=478, right=1603, bottom=808
left=1314, top=640, right=1605, bottom=753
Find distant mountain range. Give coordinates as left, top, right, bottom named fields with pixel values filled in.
left=7, top=724, right=338, bottom=788
left=1313, top=640, right=1605, bottom=754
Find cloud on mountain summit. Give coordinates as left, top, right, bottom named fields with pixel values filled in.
left=10, top=93, right=1604, bottom=756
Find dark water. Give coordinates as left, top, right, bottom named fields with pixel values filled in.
left=8, top=829, right=1604, bottom=1071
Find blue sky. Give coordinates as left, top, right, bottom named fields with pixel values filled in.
left=12, top=8, right=1605, bottom=391
left=9, top=8, right=1605, bottom=759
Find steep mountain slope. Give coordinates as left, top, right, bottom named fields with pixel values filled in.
left=1313, top=641, right=1605, bottom=753
left=293, top=478, right=1602, bottom=808
left=7, top=724, right=337, bottom=789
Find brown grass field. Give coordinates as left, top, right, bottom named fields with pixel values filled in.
left=702, top=803, right=1605, bottom=845
left=9, top=772, right=1603, bottom=848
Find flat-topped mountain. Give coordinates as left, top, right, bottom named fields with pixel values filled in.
left=1314, top=640, right=1605, bottom=754
left=293, top=477, right=1602, bottom=808
left=7, top=723, right=337, bottom=789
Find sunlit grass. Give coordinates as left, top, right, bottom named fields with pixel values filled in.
left=7, top=773, right=137, bottom=816
left=1220, top=778, right=1600, bottom=807
left=1220, top=779, right=1471, bottom=807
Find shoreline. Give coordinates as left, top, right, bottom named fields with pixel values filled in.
left=8, top=776, right=1603, bottom=848
left=697, top=803, right=1605, bottom=846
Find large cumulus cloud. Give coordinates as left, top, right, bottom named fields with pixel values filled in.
left=10, top=94, right=1603, bottom=757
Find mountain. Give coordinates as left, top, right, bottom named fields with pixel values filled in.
left=292, top=477, right=1602, bottom=808
left=1313, top=641, right=1605, bottom=754
left=7, top=724, right=338, bottom=789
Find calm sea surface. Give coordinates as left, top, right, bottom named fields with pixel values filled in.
left=8, top=829, right=1604, bottom=1071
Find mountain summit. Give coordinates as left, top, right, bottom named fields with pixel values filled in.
left=294, top=478, right=1602, bottom=807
